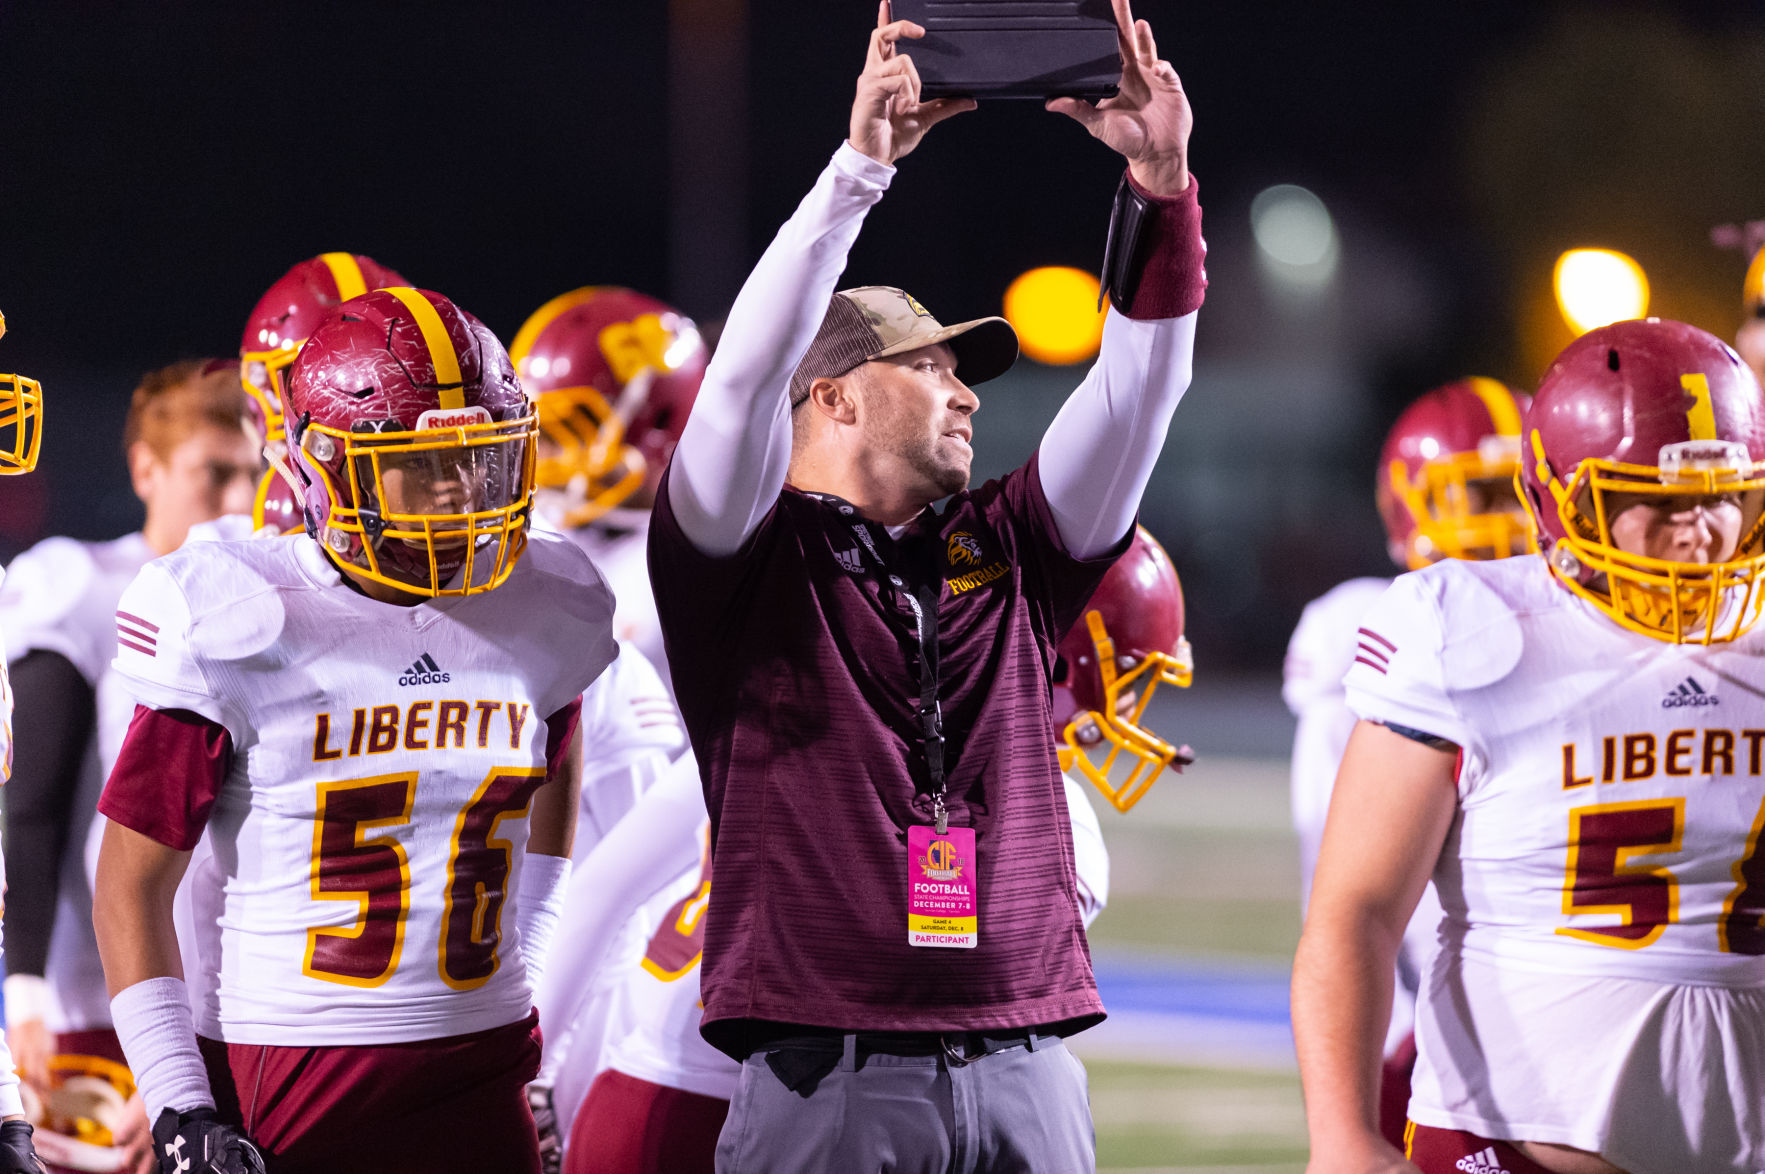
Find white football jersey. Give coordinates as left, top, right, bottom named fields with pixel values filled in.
left=1346, top=555, right=1765, bottom=1168
left=1285, top=575, right=1443, bottom=1054
left=109, top=530, right=617, bottom=1047
left=564, top=516, right=668, bottom=695
left=0, top=532, right=154, bottom=1033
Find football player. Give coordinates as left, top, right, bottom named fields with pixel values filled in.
left=1735, top=243, right=1765, bottom=388
left=91, top=288, right=618, bottom=1174
left=0, top=358, right=257, bottom=1173
left=1283, top=377, right=1529, bottom=1149
left=0, top=310, right=51, bottom=1172
left=508, top=287, right=706, bottom=1158
left=509, top=286, right=706, bottom=681
left=1293, top=320, right=1765, bottom=1174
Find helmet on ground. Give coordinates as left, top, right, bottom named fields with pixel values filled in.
left=0, top=312, right=44, bottom=475
left=509, top=287, right=706, bottom=526
left=1520, top=317, right=1765, bottom=643
left=1053, top=527, right=1194, bottom=812
left=239, top=253, right=411, bottom=447
left=21, top=1054, right=133, bottom=1173
left=285, top=287, right=536, bottom=597
left=1377, top=377, right=1531, bottom=570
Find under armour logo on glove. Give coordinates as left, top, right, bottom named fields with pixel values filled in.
left=0, top=1120, right=47, bottom=1174
left=151, top=1109, right=267, bottom=1174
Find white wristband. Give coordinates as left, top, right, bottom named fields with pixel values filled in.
left=2, top=974, right=51, bottom=1029
left=516, top=853, right=572, bottom=994
left=110, top=977, right=214, bottom=1121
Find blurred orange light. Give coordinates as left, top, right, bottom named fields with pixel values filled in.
left=1554, top=248, right=1649, bottom=336
left=1003, top=267, right=1107, bottom=366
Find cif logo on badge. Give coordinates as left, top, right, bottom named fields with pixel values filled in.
left=919, top=836, right=966, bottom=881
left=947, top=531, right=984, bottom=567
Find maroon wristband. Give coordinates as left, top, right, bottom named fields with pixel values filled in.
left=1102, top=172, right=1207, bottom=321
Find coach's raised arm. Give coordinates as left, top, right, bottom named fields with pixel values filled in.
left=646, top=0, right=1204, bottom=1167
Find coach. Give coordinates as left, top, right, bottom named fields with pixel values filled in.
left=648, top=0, right=1203, bottom=1168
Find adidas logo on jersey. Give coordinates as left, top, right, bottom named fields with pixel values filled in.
left=1661, top=677, right=1718, bottom=709
left=1454, top=1147, right=1510, bottom=1174
left=398, top=653, right=451, bottom=686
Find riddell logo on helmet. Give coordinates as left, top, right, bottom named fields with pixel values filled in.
left=416, top=406, right=492, bottom=430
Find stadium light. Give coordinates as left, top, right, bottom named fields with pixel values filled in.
left=1554, top=248, right=1649, bottom=336
left=1002, top=267, right=1108, bottom=365
left=1251, top=184, right=1338, bottom=286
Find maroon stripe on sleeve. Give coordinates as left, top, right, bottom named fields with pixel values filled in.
left=116, top=636, right=157, bottom=657
left=97, top=706, right=231, bottom=852
left=544, top=697, right=584, bottom=781
left=1353, top=655, right=1390, bottom=675
left=115, top=610, right=161, bottom=635
left=1357, top=627, right=1397, bottom=652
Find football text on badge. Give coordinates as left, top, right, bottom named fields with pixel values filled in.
left=906, top=824, right=978, bottom=949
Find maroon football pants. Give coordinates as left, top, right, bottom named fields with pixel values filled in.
left=1379, top=1031, right=1418, bottom=1151
left=565, top=1068, right=727, bottom=1174
left=198, top=1011, right=542, bottom=1174
left=1407, top=1123, right=1561, bottom=1174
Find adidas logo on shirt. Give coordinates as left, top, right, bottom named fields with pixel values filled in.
left=1661, top=677, right=1718, bottom=709
left=1454, top=1147, right=1509, bottom=1174
left=398, top=653, right=451, bottom=687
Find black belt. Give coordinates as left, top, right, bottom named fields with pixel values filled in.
left=747, top=1026, right=1060, bottom=1092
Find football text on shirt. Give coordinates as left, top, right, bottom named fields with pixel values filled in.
left=312, top=701, right=530, bottom=762
left=1561, top=727, right=1765, bottom=789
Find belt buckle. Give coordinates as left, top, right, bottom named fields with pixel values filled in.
left=939, top=1032, right=973, bottom=1067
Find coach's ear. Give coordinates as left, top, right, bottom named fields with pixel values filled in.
left=805, top=374, right=860, bottom=427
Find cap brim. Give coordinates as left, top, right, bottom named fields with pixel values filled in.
left=871, top=316, right=1019, bottom=387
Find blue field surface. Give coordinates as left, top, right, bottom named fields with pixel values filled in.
left=1078, top=950, right=1297, bottom=1070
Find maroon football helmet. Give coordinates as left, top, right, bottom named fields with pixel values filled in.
left=285, top=287, right=536, bottom=597
left=240, top=253, right=411, bottom=447
left=1520, top=318, right=1765, bottom=643
left=1377, top=378, right=1532, bottom=570
left=1053, top=527, right=1194, bottom=812
left=508, top=287, right=707, bottom=526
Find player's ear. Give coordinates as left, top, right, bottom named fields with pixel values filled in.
left=126, top=439, right=161, bottom=502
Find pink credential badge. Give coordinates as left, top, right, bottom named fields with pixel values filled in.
left=907, top=824, right=977, bottom=948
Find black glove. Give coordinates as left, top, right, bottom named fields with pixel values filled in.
left=0, top=1122, right=45, bottom=1174
left=151, top=1109, right=267, bottom=1174
left=527, top=1083, right=561, bottom=1174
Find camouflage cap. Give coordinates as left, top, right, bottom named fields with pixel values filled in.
left=789, top=286, right=1019, bottom=407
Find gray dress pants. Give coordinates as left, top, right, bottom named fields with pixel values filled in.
left=714, top=1032, right=1095, bottom=1174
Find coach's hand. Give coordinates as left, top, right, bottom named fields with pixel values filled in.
left=848, top=0, right=975, bottom=166
left=1047, top=0, right=1192, bottom=196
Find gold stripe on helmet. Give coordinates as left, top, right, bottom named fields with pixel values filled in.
left=1467, top=376, right=1522, bottom=437
left=383, top=287, right=465, bottom=410
left=1682, top=372, right=1719, bottom=442
left=508, top=286, right=608, bottom=375
left=320, top=252, right=369, bottom=302
left=1746, top=245, right=1765, bottom=310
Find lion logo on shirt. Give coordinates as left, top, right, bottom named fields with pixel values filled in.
left=947, top=532, right=983, bottom=567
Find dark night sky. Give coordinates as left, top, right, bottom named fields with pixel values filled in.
left=6, top=0, right=1753, bottom=367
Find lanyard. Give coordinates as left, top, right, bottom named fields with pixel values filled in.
left=811, top=495, right=949, bottom=833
